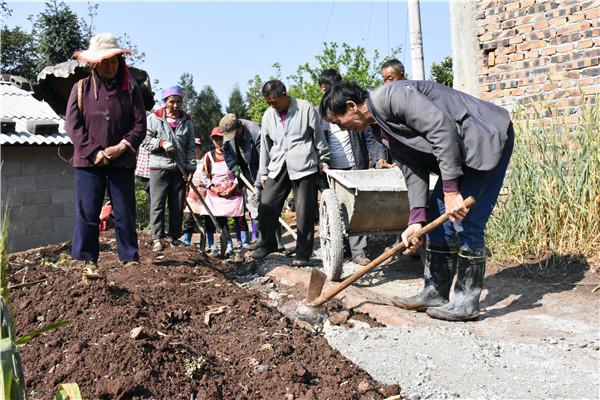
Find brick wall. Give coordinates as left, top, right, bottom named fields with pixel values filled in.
left=476, top=0, right=600, bottom=123
left=0, top=146, right=75, bottom=252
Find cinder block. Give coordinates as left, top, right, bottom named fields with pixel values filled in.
left=6, top=176, right=36, bottom=192
left=51, top=190, right=75, bottom=204
left=34, top=203, right=65, bottom=219
left=21, top=191, right=52, bottom=206
left=25, top=218, right=55, bottom=235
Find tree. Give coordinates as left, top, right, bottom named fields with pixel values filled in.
left=34, top=1, right=86, bottom=70
left=0, top=26, right=40, bottom=81
left=430, top=56, right=453, bottom=87
left=226, top=84, right=248, bottom=119
left=245, top=63, right=281, bottom=124
left=287, top=42, right=401, bottom=105
left=190, top=85, right=223, bottom=149
left=178, top=72, right=198, bottom=114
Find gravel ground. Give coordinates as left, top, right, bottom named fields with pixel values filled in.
left=323, top=320, right=600, bottom=400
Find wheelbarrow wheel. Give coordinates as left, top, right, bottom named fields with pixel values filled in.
left=320, top=189, right=344, bottom=282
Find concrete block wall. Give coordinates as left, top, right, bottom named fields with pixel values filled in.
left=476, top=0, right=600, bottom=123
left=0, top=146, right=75, bottom=252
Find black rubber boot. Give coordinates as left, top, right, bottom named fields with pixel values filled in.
left=391, top=244, right=457, bottom=311
left=426, top=248, right=486, bottom=321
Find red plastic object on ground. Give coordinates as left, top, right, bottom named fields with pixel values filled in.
left=99, top=201, right=113, bottom=231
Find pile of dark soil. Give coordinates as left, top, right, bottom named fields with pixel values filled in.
left=8, top=232, right=398, bottom=399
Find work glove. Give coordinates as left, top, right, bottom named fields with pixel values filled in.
left=160, top=140, right=174, bottom=154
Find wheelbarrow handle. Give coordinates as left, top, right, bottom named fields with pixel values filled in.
left=308, top=196, right=476, bottom=306
left=237, top=172, right=297, bottom=241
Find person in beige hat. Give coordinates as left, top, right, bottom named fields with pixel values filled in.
left=65, top=33, right=146, bottom=270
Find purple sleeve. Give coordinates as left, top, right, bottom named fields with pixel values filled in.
left=442, top=178, right=460, bottom=193
left=122, top=84, right=147, bottom=150
left=65, top=83, right=101, bottom=160
left=408, top=207, right=427, bottom=225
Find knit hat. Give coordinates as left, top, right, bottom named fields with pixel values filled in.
left=210, top=127, right=224, bottom=137
left=219, top=113, right=240, bottom=141
left=74, top=33, right=132, bottom=63
left=162, top=85, right=184, bottom=101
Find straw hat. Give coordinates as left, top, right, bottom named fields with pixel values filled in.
left=74, top=32, right=132, bottom=63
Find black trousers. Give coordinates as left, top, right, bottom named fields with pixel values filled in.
left=258, top=168, right=318, bottom=258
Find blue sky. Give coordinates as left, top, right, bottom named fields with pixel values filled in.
left=6, top=1, right=452, bottom=108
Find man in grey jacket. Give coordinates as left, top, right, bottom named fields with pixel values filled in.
left=320, top=80, right=514, bottom=321
left=252, top=80, right=330, bottom=266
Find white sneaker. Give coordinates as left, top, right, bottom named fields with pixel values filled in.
left=152, top=240, right=163, bottom=252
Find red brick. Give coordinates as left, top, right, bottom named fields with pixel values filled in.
left=511, top=88, right=526, bottom=96
left=542, top=47, right=557, bottom=56
left=518, top=24, right=534, bottom=34
left=577, top=39, right=594, bottom=49
left=567, top=13, right=586, bottom=22
left=525, top=49, right=540, bottom=58
left=543, top=83, right=559, bottom=91
left=557, top=21, right=592, bottom=36
left=480, top=32, right=495, bottom=41
left=550, top=17, right=568, bottom=26
left=520, top=0, right=535, bottom=6
left=509, top=53, right=525, bottom=61
left=557, top=43, right=574, bottom=53
left=527, top=85, right=542, bottom=94
left=534, top=20, right=549, bottom=30
left=495, top=54, right=509, bottom=63
left=509, top=35, right=524, bottom=44
left=506, top=2, right=520, bottom=11
left=517, top=40, right=547, bottom=51
left=558, top=80, right=577, bottom=88
left=488, top=51, right=496, bottom=66
left=587, top=9, right=600, bottom=19
left=578, top=78, right=596, bottom=87
left=495, top=45, right=515, bottom=55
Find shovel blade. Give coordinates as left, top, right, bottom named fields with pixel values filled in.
left=306, top=269, right=327, bottom=304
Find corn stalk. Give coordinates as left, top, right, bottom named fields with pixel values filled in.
left=487, top=96, right=600, bottom=265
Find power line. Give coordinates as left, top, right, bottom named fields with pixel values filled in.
left=365, top=0, right=374, bottom=52
left=387, top=0, right=390, bottom=57
left=320, top=1, right=336, bottom=54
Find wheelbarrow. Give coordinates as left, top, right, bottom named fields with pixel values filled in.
left=319, top=168, right=437, bottom=281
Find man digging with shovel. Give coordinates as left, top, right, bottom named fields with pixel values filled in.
left=319, top=80, right=514, bottom=321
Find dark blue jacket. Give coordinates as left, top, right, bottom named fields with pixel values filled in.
left=223, top=119, right=261, bottom=184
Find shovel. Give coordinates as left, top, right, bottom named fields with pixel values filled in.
left=175, top=161, right=230, bottom=258
left=237, top=173, right=297, bottom=240
left=306, top=196, right=476, bottom=307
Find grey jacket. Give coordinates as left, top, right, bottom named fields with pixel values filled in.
left=142, top=108, right=197, bottom=172
left=368, top=80, right=511, bottom=209
left=259, top=97, right=330, bottom=180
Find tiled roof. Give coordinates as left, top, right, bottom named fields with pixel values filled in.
left=0, top=81, right=71, bottom=146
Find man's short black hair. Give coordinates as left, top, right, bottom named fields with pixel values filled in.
left=262, top=80, right=287, bottom=97
left=318, top=68, right=342, bottom=87
left=319, top=80, right=369, bottom=118
left=381, top=58, right=405, bottom=75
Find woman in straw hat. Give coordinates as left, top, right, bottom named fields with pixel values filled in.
left=65, top=32, right=147, bottom=270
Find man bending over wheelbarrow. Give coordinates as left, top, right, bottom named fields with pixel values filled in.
left=319, top=80, right=514, bottom=321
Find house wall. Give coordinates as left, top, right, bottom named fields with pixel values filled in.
left=1, top=146, right=75, bottom=252
left=476, top=0, right=600, bottom=123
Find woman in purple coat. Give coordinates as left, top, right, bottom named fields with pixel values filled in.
left=65, top=33, right=146, bottom=270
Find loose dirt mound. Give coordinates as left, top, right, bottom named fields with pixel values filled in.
left=8, top=232, right=397, bottom=399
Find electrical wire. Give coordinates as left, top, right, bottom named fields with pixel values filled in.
left=387, top=0, right=390, bottom=57
left=319, top=1, right=336, bottom=54
left=365, top=0, right=374, bottom=52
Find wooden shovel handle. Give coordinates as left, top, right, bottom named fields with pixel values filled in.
left=238, top=173, right=298, bottom=240
left=310, top=196, right=476, bottom=306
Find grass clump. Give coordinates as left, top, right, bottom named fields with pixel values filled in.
left=487, top=96, right=600, bottom=265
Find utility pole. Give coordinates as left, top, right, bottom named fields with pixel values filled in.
left=449, top=1, right=480, bottom=97
left=408, top=0, right=425, bottom=80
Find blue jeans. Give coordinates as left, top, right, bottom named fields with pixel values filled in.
left=72, top=167, right=139, bottom=262
left=426, top=126, right=514, bottom=251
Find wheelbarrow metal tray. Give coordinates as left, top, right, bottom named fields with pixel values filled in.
left=325, top=168, right=436, bottom=235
